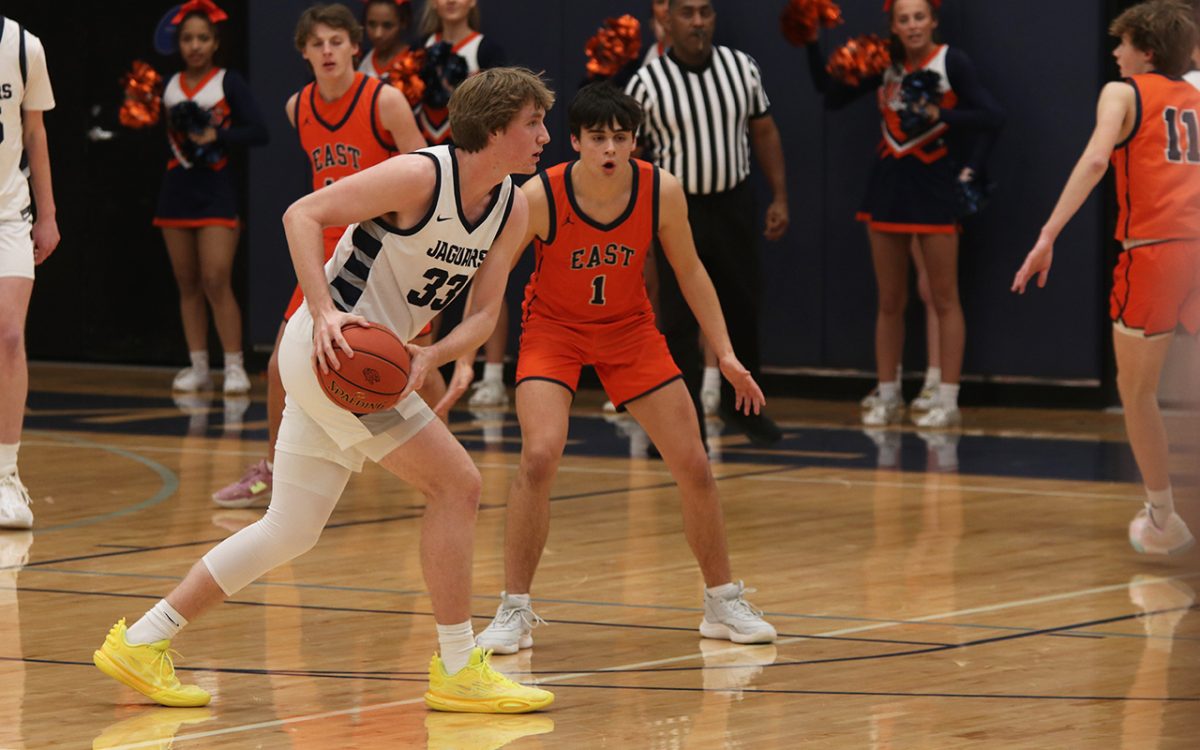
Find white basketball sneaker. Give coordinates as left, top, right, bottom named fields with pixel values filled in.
left=700, top=581, right=777, bottom=644
left=476, top=592, right=545, bottom=654
left=223, top=364, right=251, bottom=394
left=1129, top=506, right=1195, bottom=555
left=468, top=379, right=509, bottom=407
left=862, top=397, right=904, bottom=427
left=0, top=472, right=33, bottom=530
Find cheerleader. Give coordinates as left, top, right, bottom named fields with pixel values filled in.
left=154, top=0, right=267, bottom=393
left=359, top=0, right=413, bottom=80
left=808, top=0, right=1004, bottom=428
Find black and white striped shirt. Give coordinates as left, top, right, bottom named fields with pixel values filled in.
left=625, top=46, right=770, bottom=196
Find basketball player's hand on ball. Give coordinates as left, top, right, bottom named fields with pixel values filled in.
left=719, top=353, right=765, bottom=416
left=433, top=356, right=476, bottom=418
left=311, top=309, right=370, bottom=374
left=399, top=342, right=434, bottom=400
left=1012, top=234, right=1055, bottom=294
left=32, top=217, right=60, bottom=265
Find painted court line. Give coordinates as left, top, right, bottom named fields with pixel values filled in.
left=101, top=572, right=1198, bottom=749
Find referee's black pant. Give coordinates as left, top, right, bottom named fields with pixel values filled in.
left=654, top=179, right=762, bottom=434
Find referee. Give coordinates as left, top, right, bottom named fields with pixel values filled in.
left=625, top=0, right=789, bottom=445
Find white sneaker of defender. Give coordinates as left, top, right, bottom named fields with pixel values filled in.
left=475, top=592, right=545, bottom=654
left=700, top=581, right=777, bottom=644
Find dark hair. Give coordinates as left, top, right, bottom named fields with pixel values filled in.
left=1111, top=0, right=1198, bottom=77
left=177, top=11, right=220, bottom=45
left=364, top=0, right=413, bottom=31
left=887, top=0, right=940, bottom=70
left=295, top=3, right=363, bottom=52
left=568, top=83, right=643, bottom=138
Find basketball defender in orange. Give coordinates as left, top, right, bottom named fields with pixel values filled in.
left=1014, top=0, right=1198, bottom=554
left=454, top=84, right=777, bottom=652
left=212, top=4, right=427, bottom=508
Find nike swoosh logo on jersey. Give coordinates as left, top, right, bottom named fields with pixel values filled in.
left=436, top=215, right=453, bottom=222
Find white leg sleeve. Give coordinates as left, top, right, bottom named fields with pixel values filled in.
left=202, top=450, right=351, bottom=595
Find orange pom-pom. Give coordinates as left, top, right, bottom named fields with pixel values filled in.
left=781, top=0, right=844, bottom=47
left=387, top=49, right=427, bottom=108
left=585, top=14, right=642, bottom=80
left=826, top=34, right=892, bottom=86
left=119, top=61, right=163, bottom=129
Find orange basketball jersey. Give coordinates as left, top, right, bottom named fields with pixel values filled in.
left=523, top=160, right=659, bottom=325
left=295, top=72, right=398, bottom=251
left=1112, top=73, right=1200, bottom=241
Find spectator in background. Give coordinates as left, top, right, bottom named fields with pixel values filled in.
left=625, top=0, right=790, bottom=446
left=0, top=14, right=58, bottom=530
left=154, top=1, right=267, bottom=395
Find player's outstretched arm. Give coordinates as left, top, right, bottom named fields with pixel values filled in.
left=406, top=187, right=530, bottom=402
left=22, top=110, right=59, bottom=264
left=282, top=155, right=437, bottom=373
left=1013, top=82, right=1133, bottom=294
left=377, top=85, right=427, bottom=153
left=433, top=177, right=544, bottom=414
left=657, top=172, right=764, bottom=416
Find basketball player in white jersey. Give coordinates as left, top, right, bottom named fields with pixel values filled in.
left=93, top=67, right=556, bottom=714
left=0, top=16, right=57, bottom=531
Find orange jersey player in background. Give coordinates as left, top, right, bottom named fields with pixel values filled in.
left=211, top=3, right=427, bottom=509
left=441, top=83, right=778, bottom=655
left=1013, top=0, right=1199, bottom=556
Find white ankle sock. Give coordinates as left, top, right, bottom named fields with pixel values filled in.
left=938, top=383, right=960, bottom=409
left=1146, top=487, right=1175, bottom=527
left=504, top=591, right=531, bottom=607
left=483, top=363, right=503, bottom=383
left=437, top=620, right=476, bottom=674
left=189, top=351, right=210, bottom=372
left=0, top=443, right=18, bottom=476
left=878, top=382, right=900, bottom=402
left=126, top=599, right=188, bottom=645
left=702, top=366, right=720, bottom=392
left=924, top=367, right=942, bottom=388
left=706, top=581, right=737, bottom=598
left=224, top=352, right=244, bottom=369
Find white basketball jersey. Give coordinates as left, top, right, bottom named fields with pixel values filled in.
left=323, top=145, right=514, bottom=342
left=1187, top=70, right=1200, bottom=92
left=162, top=69, right=228, bottom=168
left=0, top=18, right=54, bottom=223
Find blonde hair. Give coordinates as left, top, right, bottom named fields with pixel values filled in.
left=420, top=0, right=482, bottom=37
left=449, top=67, right=555, bottom=152
left=1110, top=0, right=1198, bottom=76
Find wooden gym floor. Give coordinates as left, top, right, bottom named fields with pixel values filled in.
left=1, top=363, right=1197, bottom=749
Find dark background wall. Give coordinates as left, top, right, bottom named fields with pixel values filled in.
left=13, top=0, right=1131, bottom=394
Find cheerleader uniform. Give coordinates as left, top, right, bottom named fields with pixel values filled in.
left=358, top=47, right=408, bottom=81
left=417, top=31, right=506, bottom=145
left=153, top=67, right=267, bottom=229
left=808, top=43, right=1004, bottom=234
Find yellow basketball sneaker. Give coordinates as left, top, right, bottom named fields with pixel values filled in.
left=93, top=619, right=211, bottom=707
left=424, top=647, right=554, bottom=714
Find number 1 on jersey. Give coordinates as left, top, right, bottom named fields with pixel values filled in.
left=590, top=275, right=607, bottom=306
left=1164, top=107, right=1200, bottom=164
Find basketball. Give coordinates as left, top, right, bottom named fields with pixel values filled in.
left=314, top=322, right=410, bottom=414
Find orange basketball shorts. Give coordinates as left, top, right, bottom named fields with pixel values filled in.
left=516, top=313, right=681, bottom=409
left=1110, top=240, right=1200, bottom=338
